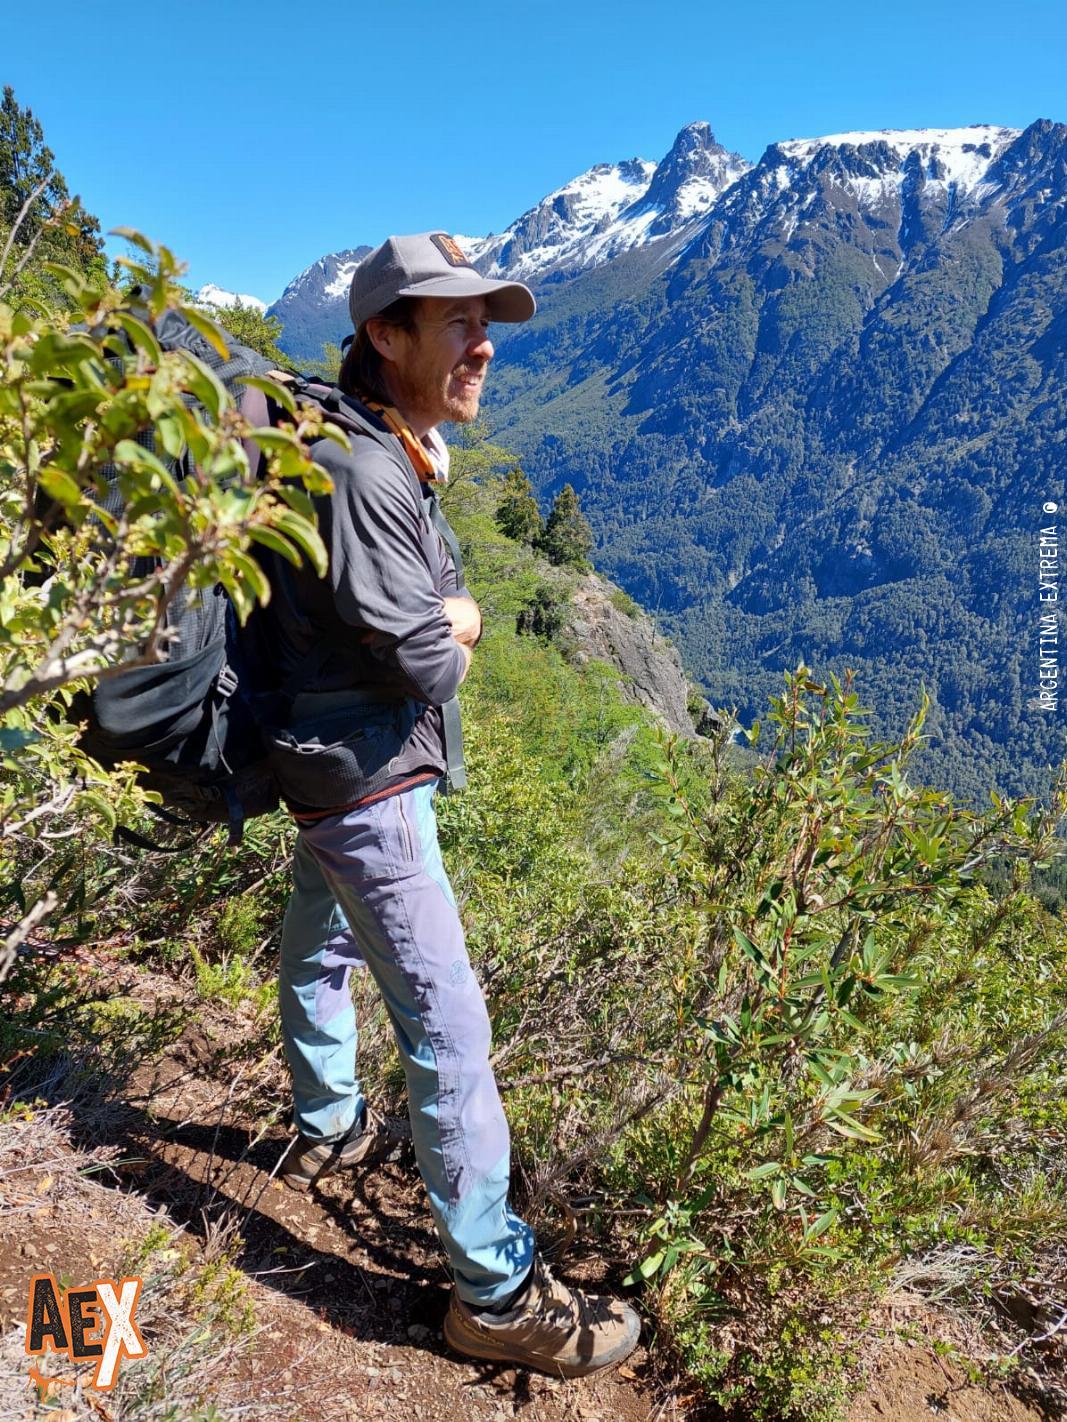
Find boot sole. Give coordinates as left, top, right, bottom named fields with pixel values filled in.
left=443, top=1307, right=639, bottom=1378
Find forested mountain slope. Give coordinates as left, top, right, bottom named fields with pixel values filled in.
left=482, top=119, right=1067, bottom=804
left=271, top=117, right=1067, bottom=803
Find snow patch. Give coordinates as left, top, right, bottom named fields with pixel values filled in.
left=673, top=174, right=726, bottom=219
left=581, top=205, right=662, bottom=264
left=779, top=125, right=1019, bottom=193
left=324, top=261, right=361, bottom=298
left=195, top=283, right=267, bottom=313
left=475, top=158, right=658, bottom=277
left=848, top=174, right=901, bottom=206
left=452, top=233, right=494, bottom=265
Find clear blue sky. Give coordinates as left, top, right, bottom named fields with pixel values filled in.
left=6, top=0, right=1064, bottom=303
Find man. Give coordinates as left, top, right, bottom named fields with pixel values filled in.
left=256, top=233, right=640, bottom=1376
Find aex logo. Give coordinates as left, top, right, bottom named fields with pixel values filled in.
left=25, top=1273, right=147, bottom=1390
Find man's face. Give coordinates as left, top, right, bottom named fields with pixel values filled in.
left=385, top=296, right=494, bottom=431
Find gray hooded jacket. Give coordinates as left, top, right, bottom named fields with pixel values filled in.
left=248, top=391, right=472, bottom=810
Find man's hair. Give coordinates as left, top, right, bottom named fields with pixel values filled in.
left=338, top=296, right=420, bottom=403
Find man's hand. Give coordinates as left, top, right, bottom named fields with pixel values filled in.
left=442, top=595, right=482, bottom=649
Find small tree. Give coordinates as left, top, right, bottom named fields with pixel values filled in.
left=0, top=228, right=341, bottom=981
left=210, top=300, right=289, bottom=367
left=302, top=340, right=344, bottom=383
left=495, top=466, right=544, bottom=546
left=516, top=583, right=565, bottom=642
left=537, top=483, right=593, bottom=570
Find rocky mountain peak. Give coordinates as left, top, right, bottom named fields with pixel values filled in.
left=276, top=246, right=371, bottom=309
left=776, top=124, right=1019, bottom=194
left=986, top=116, right=1067, bottom=197
left=646, top=121, right=729, bottom=187
left=464, top=122, right=751, bottom=281
left=265, top=245, right=371, bottom=364
left=636, top=121, right=751, bottom=234
left=462, top=155, right=657, bottom=278
left=695, top=123, right=1025, bottom=273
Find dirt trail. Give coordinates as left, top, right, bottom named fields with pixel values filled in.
left=849, top=1324, right=1055, bottom=1422
left=1, top=957, right=1054, bottom=1422
left=122, top=1024, right=658, bottom=1422
left=1, top=963, right=659, bottom=1421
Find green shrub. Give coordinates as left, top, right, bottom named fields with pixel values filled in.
left=602, top=667, right=1067, bottom=1414
left=609, top=586, right=640, bottom=619
left=216, top=896, right=265, bottom=956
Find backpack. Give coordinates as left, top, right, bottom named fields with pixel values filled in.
left=69, top=306, right=307, bottom=847
left=69, top=307, right=466, bottom=846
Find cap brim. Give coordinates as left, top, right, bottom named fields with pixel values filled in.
left=395, top=273, right=536, bottom=322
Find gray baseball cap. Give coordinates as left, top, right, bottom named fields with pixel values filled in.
left=348, top=232, right=536, bottom=330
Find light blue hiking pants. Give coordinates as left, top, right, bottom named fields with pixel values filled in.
left=278, top=779, right=534, bottom=1306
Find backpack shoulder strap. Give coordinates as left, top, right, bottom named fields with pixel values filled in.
left=424, top=487, right=465, bottom=587
left=282, top=379, right=431, bottom=529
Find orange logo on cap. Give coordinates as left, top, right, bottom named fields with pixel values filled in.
left=431, top=234, right=473, bottom=268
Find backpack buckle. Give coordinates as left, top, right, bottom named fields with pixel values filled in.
left=216, top=664, right=239, bottom=698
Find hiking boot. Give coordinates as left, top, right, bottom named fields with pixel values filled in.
left=279, top=1105, right=410, bottom=1190
left=443, top=1255, right=640, bottom=1377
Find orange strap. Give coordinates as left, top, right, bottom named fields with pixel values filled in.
left=356, top=392, right=441, bottom=483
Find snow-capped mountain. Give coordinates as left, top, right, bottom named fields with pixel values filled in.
left=266, top=121, right=1041, bottom=365
left=630, top=121, right=751, bottom=237
left=482, top=117, right=1067, bottom=803
left=266, top=246, right=371, bottom=365
left=461, top=122, right=750, bottom=279
left=194, top=283, right=267, bottom=313
left=455, top=157, right=656, bottom=276
left=279, top=248, right=372, bottom=307
left=268, top=123, right=750, bottom=361
left=777, top=124, right=1018, bottom=188
left=698, top=124, right=1022, bottom=276
left=255, top=114, right=1067, bottom=803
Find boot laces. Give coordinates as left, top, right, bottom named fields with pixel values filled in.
left=365, top=1103, right=412, bottom=1141
left=537, top=1261, right=615, bottom=1331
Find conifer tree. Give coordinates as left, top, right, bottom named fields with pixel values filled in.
left=0, top=85, right=103, bottom=296
left=495, top=467, right=544, bottom=546
left=1, top=87, right=67, bottom=229
left=538, top=483, right=594, bottom=570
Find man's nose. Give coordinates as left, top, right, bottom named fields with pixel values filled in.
left=468, top=328, right=494, bottom=361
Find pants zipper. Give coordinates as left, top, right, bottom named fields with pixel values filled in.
left=397, top=797, right=415, bottom=862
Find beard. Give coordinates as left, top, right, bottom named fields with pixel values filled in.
left=385, top=325, right=490, bottom=430
left=442, top=366, right=485, bottom=423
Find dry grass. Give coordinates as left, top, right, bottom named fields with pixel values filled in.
left=889, top=1241, right=1067, bottom=1410
left=0, top=1077, right=326, bottom=1422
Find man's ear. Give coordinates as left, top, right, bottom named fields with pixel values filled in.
left=365, top=318, right=406, bottom=363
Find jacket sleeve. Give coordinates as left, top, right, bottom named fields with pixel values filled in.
left=314, top=438, right=468, bottom=706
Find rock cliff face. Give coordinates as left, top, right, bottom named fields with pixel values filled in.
left=565, top=573, right=696, bottom=735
